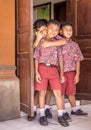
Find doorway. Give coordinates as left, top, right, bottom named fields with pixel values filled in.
left=15, top=0, right=91, bottom=117
left=54, top=1, right=66, bottom=22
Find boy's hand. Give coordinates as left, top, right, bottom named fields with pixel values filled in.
left=60, top=75, right=65, bottom=83
left=36, top=31, right=42, bottom=41
left=36, top=72, right=41, bottom=83
left=40, top=40, right=51, bottom=48
left=33, top=32, right=42, bottom=48
left=74, top=74, right=79, bottom=84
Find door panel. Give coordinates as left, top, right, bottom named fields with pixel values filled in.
left=77, top=60, right=91, bottom=100
left=16, top=0, right=34, bottom=116
left=66, top=0, right=91, bottom=100
left=77, top=0, right=91, bottom=35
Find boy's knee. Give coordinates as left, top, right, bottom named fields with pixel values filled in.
left=53, top=90, right=62, bottom=97
left=39, top=91, right=46, bottom=97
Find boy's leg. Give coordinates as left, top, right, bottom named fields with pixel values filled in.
left=34, top=91, right=39, bottom=116
left=39, top=90, right=46, bottom=110
left=45, top=89, right=51, bottom=106
left=64, top=72, right=87, bottom=116
left=45, top=89, right=52, bottom=119
left=68, top=95, right=76, bottom=108
left=34, top=91, right=39, bottom=107
left=62, top=95, right=72, bottom=122
left=39, top=90, right=46, bottom=118
left=34, top=64, right=50, bottom=125
left=68, top=95, right=88, bottom=116
left=39, top=90, right=48, bottom=126
left=53, top=90, right=69, bottom=127
left=27, top=91, right=38, bottom=121
left=53, top=90, right=64, bottom=110
left=49, top=69, right=69, bottom=127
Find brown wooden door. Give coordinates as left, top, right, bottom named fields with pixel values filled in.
left=15, top=0, right=34, bottom=116
left=66, top=0, right=91, bottom=100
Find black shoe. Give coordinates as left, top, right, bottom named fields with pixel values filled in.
left=71, top=109, right=88, bottom=116
left=45, top=108, right=52, bottom=119
left=58, top=116, right=69, bottom=127
left=39, top=116, right=48, bottom=126
left=63, top=112, right=72, bottom=122
left=27, top=111, right=36, bottom=121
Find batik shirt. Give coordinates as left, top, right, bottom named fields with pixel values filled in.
left=60, top=39, right=84, bottom=72
left=33, top=35, right=63, bottom=66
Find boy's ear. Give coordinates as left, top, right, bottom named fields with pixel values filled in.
left=60, top=29, right=62, bottom=35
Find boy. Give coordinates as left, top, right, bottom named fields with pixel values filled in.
left=34, top=20, right=69, bottom=127
left=28, top=19, right=52, bottom=121
left=60, top=22, right=88, bottom=116
left=31, top=19, right=67, bottom=120
left=42, top=22, right=88, bottom=117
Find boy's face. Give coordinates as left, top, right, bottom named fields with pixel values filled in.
left=60, top=25, right=73, bottom=39
left=37, top=25, right=47, bottom=38
left=47, top=23, right=60, bottom=39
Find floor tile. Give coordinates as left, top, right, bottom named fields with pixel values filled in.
left=0, top=104, right=91, bottom=130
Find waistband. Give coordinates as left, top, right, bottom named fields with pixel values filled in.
left=39, top=63, right=57, bottom=67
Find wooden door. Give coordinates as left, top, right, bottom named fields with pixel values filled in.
left=15, top=0, right=34, bottom=116
left=66, top=0, right=91, bottom=100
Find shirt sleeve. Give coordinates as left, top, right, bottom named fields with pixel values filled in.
left=57, top=46, right=63, bottom=59
left=75, top=43, right=84, bottom=61
left=33, top=46, right=40, bottom=59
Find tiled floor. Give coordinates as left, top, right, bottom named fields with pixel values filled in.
left=0, top=104, right=91, bottom=130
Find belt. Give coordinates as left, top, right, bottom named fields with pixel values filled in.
left=40, top=63, right=57, bottom=67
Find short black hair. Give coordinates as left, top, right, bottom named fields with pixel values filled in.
left=60, top=21, right=72, bottom=29
left=33, top=19, right=48, bottom=30
left=47, top=19, right=60, bottom=28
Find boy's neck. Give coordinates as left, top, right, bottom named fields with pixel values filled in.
left=65, top=38, right=71, bottom=41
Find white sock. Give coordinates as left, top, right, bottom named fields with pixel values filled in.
left=45, top=105, right=50, bottom=110
left=63, top=109, right=67, bottom=113
left=72, top=106, right=79, bottom=112
left=34, top=106, right=37, bottom=112
left=58, top=110, right=64, bottom=117
left=40, top=108, right=45, bottom=117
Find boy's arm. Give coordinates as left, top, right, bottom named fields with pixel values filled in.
left=33, top=38, right=40, bottom=49
left=34, top=59, right=41, bottom=83
left=74, top=61, right=80, bottom=84
left=33, top=32, right=42, bottom=49
left=41, top=39, right=66, bottom=48
left=59, top=59, right=65, bottom=83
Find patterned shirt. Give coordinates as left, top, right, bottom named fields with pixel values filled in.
left=60, top=39, right=84, bottom=72
left=33, top=35, right=63, bottom=66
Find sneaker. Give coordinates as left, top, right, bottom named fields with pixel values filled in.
left=58, top=116, right=69, bottom=127
left=71, top=109, right=88, bottom=116
left=63, top=112, right=72, bottom=122
left=45, top=108, right=52, bottom=119
left=27, top=111, right=36, bottom=121
left=39, top=116, right=48, bottom=126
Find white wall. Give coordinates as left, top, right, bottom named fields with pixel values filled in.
left=33, top=0, right=66, bottom=18
left=33, top=0, right=65, bottom=6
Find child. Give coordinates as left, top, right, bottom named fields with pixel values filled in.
left=42, top=21, right=88, bottom=117
left=28, top=19, right=52, bottom=121
left=31, top=19, right=67, bottom=120
left=60, top=22, right=88, bottom=116
left=34, top=19, right=69, bottom=127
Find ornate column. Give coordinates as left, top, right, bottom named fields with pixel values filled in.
left=0, top=0, right=20, bottom=121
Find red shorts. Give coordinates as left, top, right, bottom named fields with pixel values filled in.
left=34, top=64, right=62, bottom=91
left=62, top=71, right=76, bottom=95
